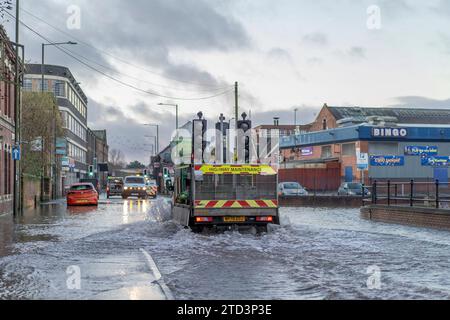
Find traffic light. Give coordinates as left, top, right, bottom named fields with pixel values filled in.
left=192, top=111, right=207, bottom=164
left=143, top=169, right=148, bottom=177
left=88, top=165, right=94, bottom=177
left=216, top=115, right=230, bottom=164
left=237, top=112, right=252, bottom=163
left=163, top=167, right=170, bottom=179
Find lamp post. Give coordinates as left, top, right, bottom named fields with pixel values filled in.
left=294, top=108, right=298, bottom=127
left=157, top=103, right=179, bottom=131
left=41, top=41, right=77, bottom=92
left=144, top=124, right=159, bottom=155
left=144, top=135, right=157, bottom=156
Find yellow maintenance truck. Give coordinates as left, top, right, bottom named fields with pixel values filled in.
left=172, top=164, right=280, bottom=233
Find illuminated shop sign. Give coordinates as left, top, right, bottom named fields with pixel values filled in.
left=370, top=155, right=405, bottom=167
left=405, top=146, right=438, bottom=156
left=421, top=156, right=450, bottom=167
left=300, top=147, right=313, bottom=156
left=372, top=128, right=408, bottom=138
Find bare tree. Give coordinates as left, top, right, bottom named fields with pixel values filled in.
left=109, top=148, right=126, bottom=169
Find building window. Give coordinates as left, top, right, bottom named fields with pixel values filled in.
left=322, top=119, right=327, bottom=130
left=23, top=78, right=32, bottom=91
left=321, top=145, right=332, bottom=159
left=53, top=80, right=65, bottom=97
left=37, top=79, right=49, bottom=91
left=342, top=143, right=356, bottom=156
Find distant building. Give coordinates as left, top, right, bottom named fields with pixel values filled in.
left=151, top=121, right=192, bottom=193
left=280, top=104, right=450, bottom=189
left=24, top=64, right=88, bottom=191
left=93, top=130, right=109, bottom=188
left=0, top=26, right=18, bottom=214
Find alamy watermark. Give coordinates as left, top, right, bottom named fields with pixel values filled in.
left=67, top=5, right=81, bottom=30
left=66, top=265, right=81, bottom=290
left=367, top=265, right=382, bottom=290
left=367, top=5, right=382, bottom=30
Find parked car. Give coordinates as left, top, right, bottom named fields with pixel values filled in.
left=278, top=182, right=309, bottom=197
left=122, top=176, right=148, bottom=199
left=338, top=182, right=371, bottom=196
left=107, top=177, right=124, bottom=199
left=145, top=179, right=158, bottom=199
left=67, top=183, right=99, bottom=206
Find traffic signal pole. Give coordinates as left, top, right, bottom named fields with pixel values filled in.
left=234, top=82, right=239, bottom=163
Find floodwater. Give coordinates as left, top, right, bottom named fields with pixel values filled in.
left=1, top=197, right=450, bottom=300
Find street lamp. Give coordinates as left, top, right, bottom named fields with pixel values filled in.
left=294, top=108, right=299, bottom=127
left=144, top=135, right=157, bottom=156
left=41, top=41, right=77, bottom=92
left=143, top=124, right=159, bottom=155
left=157, top=103, right=179, bottom=130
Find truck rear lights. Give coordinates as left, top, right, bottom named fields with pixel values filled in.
left=196, top=217, right=213, bottom=223
left=256, top=216, right=273, bottom=222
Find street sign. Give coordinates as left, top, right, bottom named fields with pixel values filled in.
left=30, top=138, right=43, bottom=152
left=12, top=146, right=21, bottom=161
left=61, top=156, right=70, bottom=167
left=56, top=149, right=67, bottom=155
left=356, top=150, right=369, bottom=170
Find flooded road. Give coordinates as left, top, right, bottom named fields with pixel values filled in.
left=1, top=198, right=450, bottom=300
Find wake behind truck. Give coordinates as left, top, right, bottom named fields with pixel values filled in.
left=171, top=112, right=280, bottom=233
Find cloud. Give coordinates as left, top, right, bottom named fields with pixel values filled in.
left=302, top=32, right=328, bottom=46
left=17, top=0, right=250, bottom=88
left=347, top=46, right=366, bottom=59
left=250, top=105, right=321, bottom=126
left=390, top=96, right=450, bottom=108
left=267, top=47, right=294, bottom=63
left=87, top=99, right=180, bottom=163
left=306, top=57, right=323, bottom=65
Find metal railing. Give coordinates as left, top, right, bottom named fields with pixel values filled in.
left=363, top=180, right=450, bottom=209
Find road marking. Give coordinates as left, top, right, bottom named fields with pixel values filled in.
left=140, top=248, right=175, bottom=300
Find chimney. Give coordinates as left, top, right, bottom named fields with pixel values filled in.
left=273, top=117, right=280, bottom=126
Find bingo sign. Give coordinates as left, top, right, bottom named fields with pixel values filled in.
left=405, top=146, right=438, bottom=156
left=372, top=128, right=408, bottom=138
left=370, top=155, right=405, bottom=167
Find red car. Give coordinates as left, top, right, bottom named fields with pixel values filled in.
left=67, top=183, right=99, bottom=206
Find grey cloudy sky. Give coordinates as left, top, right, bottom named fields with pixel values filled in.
left=3, top=0, right=450, bottom=162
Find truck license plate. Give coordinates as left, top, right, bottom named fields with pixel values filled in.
left=223, top=217, right=246, bottom=223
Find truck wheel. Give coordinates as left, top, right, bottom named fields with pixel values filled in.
left=256, top=225, right=268, bottom=234
left=191, top=226, right=203, bottom=233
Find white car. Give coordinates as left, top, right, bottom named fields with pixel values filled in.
left=122, top=176, right=148, bottom=199
left=278, top=182, right=309, bottom=197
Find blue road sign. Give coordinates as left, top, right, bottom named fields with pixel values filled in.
left=12, top=146, right=21, bottom=161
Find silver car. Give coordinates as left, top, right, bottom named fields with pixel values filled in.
left=338, top=182, right=371, bottom=196
left=278, top=182, right=309, bottom=197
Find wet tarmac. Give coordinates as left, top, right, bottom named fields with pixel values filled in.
left=1, top=197, right=450, bottom=300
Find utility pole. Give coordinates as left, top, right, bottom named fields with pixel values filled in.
left=13, top=0, right=21, bottom=215
left=234, top=82, right=239, bottom=132
left=234, top=82, right=239, bottom=163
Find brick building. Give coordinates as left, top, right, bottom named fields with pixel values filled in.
left=280, top=104, right=450, bottom=190
left=0, top=26, right=17, bottom=215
